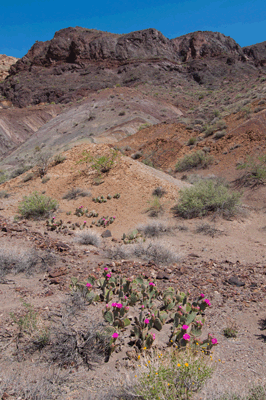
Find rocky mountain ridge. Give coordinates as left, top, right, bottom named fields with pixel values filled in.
left=1, top=27, right=265, bottom=107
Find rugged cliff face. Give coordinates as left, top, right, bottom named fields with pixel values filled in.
left=0, top=27, right=265, bottom=107
left=0, top=54, right=19, bottom=81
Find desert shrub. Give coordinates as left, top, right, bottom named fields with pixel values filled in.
left=119, top=111, right=126, bottom=116
left=142, top=159, right=154, bottom=167
left=18, top=191, right=58, bottom=219
left=63, top=187, right=91, bottom=200
left=0, top=171, right=8, bottom=184
left=136, top=350, right=213, bottom=400
left=195, top=223, right=222, bottom=237
left=0, top=190, right=9, bottom=198
left=172, top=180, right=241, bottom=219
left=109, top=241, right=180, bottom=265
left=35, top=152, right=52, bottom=177
left=53, top=153, right=66, bottom=165
left=23, top=172, right=34, bottom=182
left=214, top=130, right=227, bottom=139
left=236, top=155, right=266, bottom=186
left=42, top=176, right=50, bottom=184
left=139, top=123, right=151, bottom=130
left=146, top=196, right=163, bottom=217
left=75, top=230, right=101, bottom=247
left=187, top=137, right=197, bottom=146
left=138, top=222, right=169, bottom=238
left=175, top=151, right=213, bottom=172
left=78, top=149, right=118, bottom=175
left=204, top=125, right=215, bottom=137
left=10, top=165, right=31, bottom=179
left=152, top=186, right=167, bottom=198
left=223, top=327, right=238, bottom=338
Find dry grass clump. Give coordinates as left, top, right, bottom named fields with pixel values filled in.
left=137, top=221, right=170, bottom=238
left=195, top=223, right=223, bottom=237
left=109, top=240, right=180, bottom=265
left=146, top=196, right=163, bottom=217
left=75, top=230, right=101, bottom=247
left=0, top=247, right=55, bottom=277
left=62, top=187, right=91, bottom=200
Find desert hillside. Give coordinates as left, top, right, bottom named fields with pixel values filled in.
left=0, top=26, right=266, bottom=400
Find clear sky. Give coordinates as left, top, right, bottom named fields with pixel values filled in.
left=1, top=0, right=266, bottom=58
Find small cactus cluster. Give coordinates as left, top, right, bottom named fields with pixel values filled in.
left=92, top=193, right=120, bottom=203
left=74, top=206, right=89, bottom=217
left=122, top=229, right=143, bottom=244
left=70, top=268, right=218, bottom=357
left=95, top=216, right=116, bottom=227
left=46, top=218, right=87, bottom=232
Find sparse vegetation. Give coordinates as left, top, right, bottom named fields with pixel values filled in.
left=223, top=327, right=238, bottom=338
left=76, top=230, right=101, bottom=247
left=53, top=153, right=66, bottom=165
left=236, top=155, right=266, bottom=186
left=36, top=152, right=52, bottom=177
left=175, top=151, right=213, bottom=172
left=0, top=190, right=9, bottom=198
left=78, top=148, right=118, bottom=177
left=146, top=196, right=163, bottom=217
left=23, top=172, right=34, bottom=182
left=10, top=165, right=31, bottom=179
left=63, top=187, right=91, bottom=200
left=18, top=191, right=58, bottom=219
left=172, top=180, right=241, bottom=219
left=152, top=186, right=166, bottom=198
left=187, top=137, right=197, bottom=146
left=110, top=241, right=180, bottom=265
left=138, top=221, right=170, bottom=237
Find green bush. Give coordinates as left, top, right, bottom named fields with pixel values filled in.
left=172, top=180, right=241, bottom=218
left=175, top=151, right=213, bottom=172
left=18, top=192, right=58, bottom=219
left=136, top=350, right=213, bottom=400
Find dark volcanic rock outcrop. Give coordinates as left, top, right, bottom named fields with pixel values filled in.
left=243, top=41, right=266, bottom=66
left=0, top=27, right=264, bottom=107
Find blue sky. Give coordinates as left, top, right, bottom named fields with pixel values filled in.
left=1, top=0, right=266, bottom=58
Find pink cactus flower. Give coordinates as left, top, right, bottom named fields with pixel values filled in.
left=141, top=305, right=144, bottom=309
left=149, top=282, right=155, bottom=286
left=200, top=293, right=205, bottom=298
left=124, top=295, right=127, bottom=299
left=144, top=318, right=150, bottom=324
left=84, top=221, right=86, bottom=224
left=211, top=338, right=218, bottom=345
left=113, top=216, right=116, bottom=219
left=112, top=303, right=117, bottom=307
left=104, top=267, right=109, bottom=271
left=106, top=304, right=109, bottom=308
left=116, top=303, right=123, bottom=309
left=204, top=299, right=211, bottom=306
left=125, top=306, right=129, bottom=311
left=112, top=332, right=119, bottom=339
left=183, top=333, right=190, bottom=341
left=152, top=333, right=156, bottom=340
left=182, top=325, right=189, bottom=330
left=106, top=274, right=111, bottom=278
left=86, top=283, right=92, bottom=288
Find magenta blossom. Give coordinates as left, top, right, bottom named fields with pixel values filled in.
left=113, top=216, right=116, bottom=219
left=116, top=303, right=123, bottom=309
left=141, top=305, right=145, bottom=309
left=204, top=299, right=211, bottom=306
left=144, top=318, right=150, bottom=324
left=182, top=325, right=189, bottom=330
left=84, top=221, right=86, bottom=224
left=111, top=302, right=117, bottom=307
left=183, top=333, right=191, bottom=341
left=152, top=333, right=156, bottom=340
left=104, top=267, right=109, bottom=271
left=112, top=332, right=119, bottom=339
left=149, top=282, right=155, bottom=286
left=200, top=293, right=205, bottom=298
left=86, top=283, right=92, bottom=288
left=211, top=338, right=218, bottom=345
left=106, top=274, right=111, bottom=278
